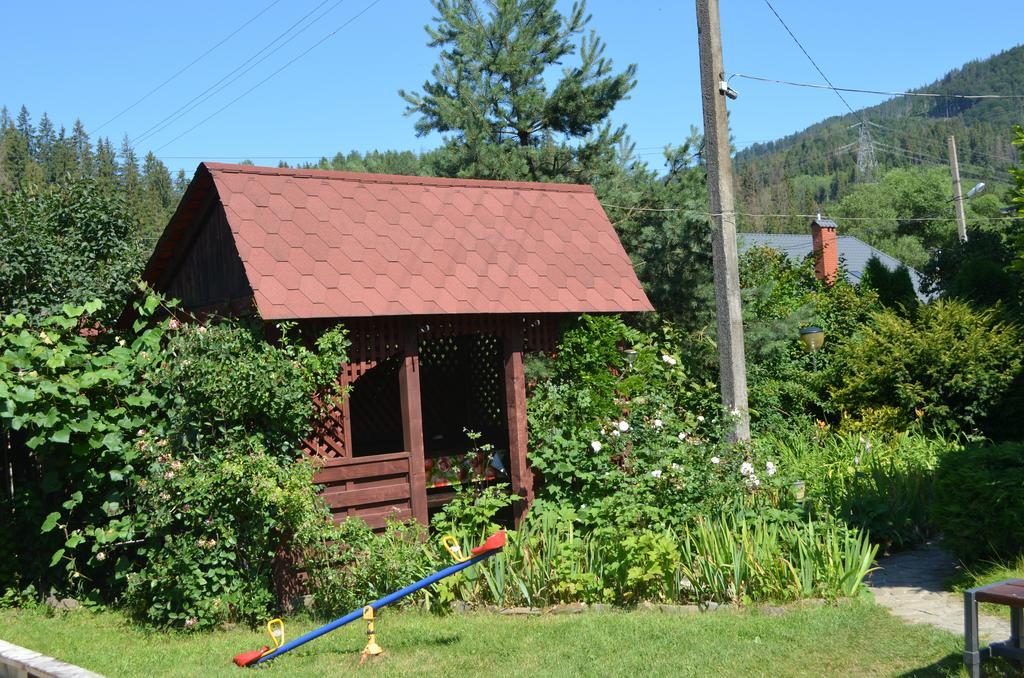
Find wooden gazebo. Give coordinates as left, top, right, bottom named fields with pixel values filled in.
left=142, top=163, right=652, bottom=527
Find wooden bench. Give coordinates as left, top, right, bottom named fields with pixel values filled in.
left=964, top=579, right=1024, bottom=677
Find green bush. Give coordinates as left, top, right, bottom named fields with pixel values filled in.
left=0, top=295, right=350, bottom=629
left=935, top=443, right=1024, bottom=562
left=738, top=246, right=880, bottom=433
left=305, top=519, right=438, bottom=618
left=831, top=300, right=1023, bottom=435
left=0, top=177, right=144, bottom=324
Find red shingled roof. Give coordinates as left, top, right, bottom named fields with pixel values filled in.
left=145, top=162, right=653, bottom=319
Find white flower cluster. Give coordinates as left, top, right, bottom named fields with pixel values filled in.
left=662, top=354, right=677, bottom=366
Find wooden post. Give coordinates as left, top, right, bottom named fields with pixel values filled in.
left=399, top=323, right=428, bottom=526
left=948, top=135, right=968, bottom=243
left=503, top=319, right=532, bottom=524
left=696, top=0, right=750, bottom=442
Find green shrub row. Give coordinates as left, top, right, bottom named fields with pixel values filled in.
left=935, top=443, right=1024, bottom=562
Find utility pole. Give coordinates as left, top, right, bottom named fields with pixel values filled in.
left=695, top=0, right=750, bottom=442
left=947, top=135, right=968, bottom=243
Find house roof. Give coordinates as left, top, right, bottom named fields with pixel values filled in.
left=143, top=163, right=653, bottom=319
left=737, top=232, right=932, bottom=301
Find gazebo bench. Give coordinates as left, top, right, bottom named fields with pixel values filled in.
left=964, top=578, right=1024, bottom=677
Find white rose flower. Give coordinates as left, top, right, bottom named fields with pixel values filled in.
left=696, top=415, right=705, bottom=423
left=711, top=456, right=720, bottom=465
left=678, top=432, right=688, bottom=442
left=653, top=419, right=663, bottom=428
left=740, top=461, right=754, bottom=477
left=651, top=469, right=662, bottom=478
left=617, top=420, right=630, bottom=432
left=612, top=429, right=621, bottom=437
left=661, top=354, right=677, bottom=366
left=591, top=441, right=602, bottom=452
left=766, top=461, right=777, bottom=477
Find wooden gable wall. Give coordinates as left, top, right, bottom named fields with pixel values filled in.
left=165, top=205, right=252, bottom=311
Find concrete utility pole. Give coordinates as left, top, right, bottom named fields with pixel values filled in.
left=948, top=135, right=968, bottom=243
left=695, top=0, right=750, bottom=442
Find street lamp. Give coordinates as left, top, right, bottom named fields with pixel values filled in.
left=799, top=326, right=825, bottom=371
left=622, top=349, right=638, bottom=367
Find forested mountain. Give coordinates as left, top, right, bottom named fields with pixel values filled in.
left=734, top=44, right=1024, bottom=233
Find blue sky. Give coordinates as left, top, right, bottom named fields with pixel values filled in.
left=3, top=1, right=1022, bottom=176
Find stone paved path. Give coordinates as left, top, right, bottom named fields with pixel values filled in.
left=868, top=541, right=1007, bottom=641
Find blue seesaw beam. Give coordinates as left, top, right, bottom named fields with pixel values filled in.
left=252, top=547, right=500, bottom=665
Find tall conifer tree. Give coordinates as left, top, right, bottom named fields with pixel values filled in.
left=400, top=0, right=636, bottom=182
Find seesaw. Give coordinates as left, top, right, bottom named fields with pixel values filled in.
left=233, top=530, right=506, bottom=667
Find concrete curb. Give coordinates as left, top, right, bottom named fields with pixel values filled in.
left=0, top=639, right=103, bottom=678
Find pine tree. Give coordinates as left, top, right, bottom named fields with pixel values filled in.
left=36, top=113, right=56, bottom=180
left=174, top=169, right=189, bottom=194
left=400, top=0, right=636, bottom=182
left=2, top=128, right=33, bottom=187
left=15, top=106, right=34, bottom=157
left=50, top=126, right=77, bottom=180
left=118, top=135, right=141, bottom=216
left=140, top=152, right=175, bottom=238
left=94, top=137, right=118, bottom=187
left=71, top=119, right=93, bottom=177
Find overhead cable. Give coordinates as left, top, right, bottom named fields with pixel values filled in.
left=730, top=73, right=1024, bottom=100
left=131, top=0, right=343, bottom=147
left=154, top=0, right=385, bottom=151
left=94, top=0, right=283, bottom=133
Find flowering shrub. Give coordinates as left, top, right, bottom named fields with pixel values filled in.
left=527, top=315, right=781, bottom=532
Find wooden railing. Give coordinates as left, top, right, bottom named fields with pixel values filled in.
left=314, top=451, right=413, bottom=529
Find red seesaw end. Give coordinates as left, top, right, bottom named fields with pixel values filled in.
left=233, top=647, right=269, bottom=667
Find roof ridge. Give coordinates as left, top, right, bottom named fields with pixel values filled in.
left=201, top=162, right=594, bottom=194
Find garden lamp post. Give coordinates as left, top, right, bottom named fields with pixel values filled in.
left=622, top=348, right=638, bottom=369
left=799, top=326, right=825, bottom=371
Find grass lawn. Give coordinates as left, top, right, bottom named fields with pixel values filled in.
left=0, top=599, right=1003, bottom=677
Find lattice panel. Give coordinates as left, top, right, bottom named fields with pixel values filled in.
left=302, top=314, right=566, bottom=464
left=419, top=331, right=506, bottom=454
left=468, top=333, right=504, bottom=427
left=303, top=388, right=348, bottom=461
left=348, top=355, right=404, bottom=455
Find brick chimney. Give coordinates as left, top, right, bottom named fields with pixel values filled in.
left=811, top=215, right=838, bottom=285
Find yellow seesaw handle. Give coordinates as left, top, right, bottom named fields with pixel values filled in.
left=261, top=618, right=285, bottom=656
left=441, top=535, right=468, bottom=563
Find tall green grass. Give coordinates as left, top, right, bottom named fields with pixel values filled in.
left=439, top=511, right=876, bottom=608
left=760, top=428, right=956, bottom=549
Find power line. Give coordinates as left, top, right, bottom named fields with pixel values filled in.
left=94, top=0, right=283, bottom=133
left=131, top=0, right=344, bottom=147
left=872, top=143, right=1012, bottom=183
left=155, top=0, right=385, bottom=151
left=761, top=0, right=857, bottom=117
left=599, top=203, right=1020, bottom=223
left=730, top=73, right=1024, bottom=100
